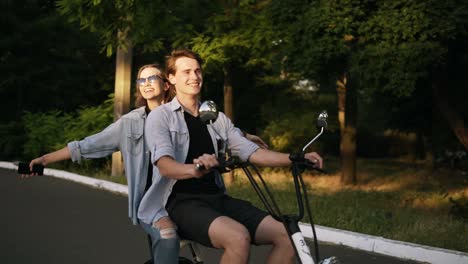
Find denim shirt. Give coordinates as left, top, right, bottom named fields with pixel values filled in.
left=68, top=107, right=149, bottom=225
left=139, top=97, right=259, bottom=225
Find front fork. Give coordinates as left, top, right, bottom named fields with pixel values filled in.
left=284, top=217, right=315, bottom=264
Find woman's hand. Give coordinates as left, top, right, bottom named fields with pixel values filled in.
left=245, top=133, right=269, bottom=149
left=21, top=157, right=45, bottom=178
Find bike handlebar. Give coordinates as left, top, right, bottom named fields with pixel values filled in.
left=289, top=152, right=326, bottom=173
left=195, top=157, right=247, bottom=172
left=195, top=154, right=324, bottom=173
left=194, top=153, right=325, bottom=264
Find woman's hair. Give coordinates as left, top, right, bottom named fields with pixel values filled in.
left=165, top=48, right=204, bottom=77
left=134, top=63, right=176, bottom=108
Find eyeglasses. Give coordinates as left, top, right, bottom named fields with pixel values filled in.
left=136, top=75, right=165, bottom=86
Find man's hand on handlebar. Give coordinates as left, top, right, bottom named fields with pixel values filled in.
left=305, top=152, right=323, bottom=169
left=193, top=153, right=219, bottom=176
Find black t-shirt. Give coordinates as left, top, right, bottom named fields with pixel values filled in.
left=145, top=106, right=153, bottom=193
left=171, top=111, right=221, bottom=194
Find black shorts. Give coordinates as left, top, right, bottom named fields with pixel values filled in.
left=166, top=193, right=269, bottom=247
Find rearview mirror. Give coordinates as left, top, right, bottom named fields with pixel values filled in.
left=302, top=110, right=328, bottom=152
left=316, top=110, right=328, bottom=129
left=199, top=100, right=219, bottom=124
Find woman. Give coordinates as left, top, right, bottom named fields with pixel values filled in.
left=28, top=63, right=181, bottom=263
left=28, top=63, right=268, bottom=263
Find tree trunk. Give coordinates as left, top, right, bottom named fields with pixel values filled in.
left=223, top=67, right=235, bottom=185
left=223, top=68, right=234, bottom=121
left=337, top=73, right=357, bottom=185
left=432, top=82, right=468, bottom=150
left=337, top=76, right=346, bottom=139
left=432, top=77, right=468, bottom=150
left=112, top=33, right=133, bottom=177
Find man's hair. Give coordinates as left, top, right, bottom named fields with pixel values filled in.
left=134, top=63, right=175, bottom=107
left=165, top=48, right=203, bottom=77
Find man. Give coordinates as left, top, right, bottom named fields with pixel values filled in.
left=144, top=48, right=323, bottom=264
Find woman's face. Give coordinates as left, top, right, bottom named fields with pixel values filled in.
left=137, top=67, right=167, bottom=101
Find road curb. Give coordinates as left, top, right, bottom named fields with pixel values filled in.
left=3, top=161, right=467, bottom=264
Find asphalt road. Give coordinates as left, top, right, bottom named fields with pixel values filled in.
left=1, top=168, right=423, bottom=264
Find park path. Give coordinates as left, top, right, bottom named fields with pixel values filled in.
left=1, top=168, right=423, bottom=263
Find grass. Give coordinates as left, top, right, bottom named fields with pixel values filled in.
left=57, top=156, right=468, bottom=252
left=227, top=157, right=468, bottom=253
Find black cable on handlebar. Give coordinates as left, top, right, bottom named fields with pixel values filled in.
left=210, top=156, right=323, bottom=263
left=290, top=152, right=322, bottom=264
left=243, top=165, right=284, bottom=222
left=295, top=165, right=321, bottom=263
left=241, top=164, right=306, bottom=261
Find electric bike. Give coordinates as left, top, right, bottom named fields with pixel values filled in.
left=185, top=101, right=340, bottom=264
left=146, top=101, right=339, bottom=264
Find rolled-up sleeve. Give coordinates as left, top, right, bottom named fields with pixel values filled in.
left=218, top=113, right=259, bottom=161
left=67, top=141, right=82, bottom=163
left=145, top=108, right=175, bottom=165
left=67, top=121, right=122, bottom=163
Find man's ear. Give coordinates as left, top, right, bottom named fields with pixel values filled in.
left=168, top=74, right=176, bottom=85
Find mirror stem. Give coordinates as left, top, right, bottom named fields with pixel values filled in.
left=302, top=127, right=324, bottom=152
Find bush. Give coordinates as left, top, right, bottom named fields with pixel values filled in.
left=260, top=88, right=338, bottom=154
left=61, top=94, right=114, bottom=145
left=22, top=94, right=114, bottom=159
left=0, top=121, right=26, bottom=160
left=22, top=110, right=71, bottom=158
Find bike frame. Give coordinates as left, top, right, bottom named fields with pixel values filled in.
left=219, top=125, right=327, bottom=264
left=192, top=102, right=330, bottom=264
left=229, top=158, right=318, bottom=264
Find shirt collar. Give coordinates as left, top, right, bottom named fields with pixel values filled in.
left=168, top=97, right=201, bottom=113
left=168, top=97, right=182, bottom=112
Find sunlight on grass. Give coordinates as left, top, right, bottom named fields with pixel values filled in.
left=227, top=158, right=468, bottom=252
left=66, top=156, right=467, bottom=252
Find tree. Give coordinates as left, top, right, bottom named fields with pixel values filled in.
left=270, top=0, right=468, bottom=183
left=190, top=1, right=279, bottom=184
left=0, top=0, right=114, bottom=160
left=56, top=0, right=178, bottom=176
left=0, top=0, right=114, bottom=121
left=353, top=0, right=468, bottom=153
left=191, top=1, right=277, bottom=119
left=269, top=0, right=365, bottom=184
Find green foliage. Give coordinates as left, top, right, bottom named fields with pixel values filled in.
left=271, top=0, right=468, bottom=97
left=61, top=94, right=114, bottom=144
left=0, top=121, right=26, bottom=160
left=261, top=88, right=338, bottom=153
left=0, top=0, right=114, bottom=123
left=22, top=110, right=71, bottom=158
left=22, top=94, right=113, bottom=159
left=56, top=0, right=136, bottom=55
left=263, top=112, right=319, bottom=151
left=267, top=0, right=468, bottom=155
left=352, top=0, right=468, bottom=97
left=56, top=0, right=200, bottom=56
left=191, top=1, right=278, bottom=74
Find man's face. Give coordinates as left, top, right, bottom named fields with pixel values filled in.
left=168, top=57, right=203, bottom=96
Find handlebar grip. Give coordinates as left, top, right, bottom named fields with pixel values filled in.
left=195, top=157, right=243, bottom=172
left=289, top=152, right=305, bottom=162
left=289, top=152, right=326, bottom=173
left=195, top=163, right=206, bottom=171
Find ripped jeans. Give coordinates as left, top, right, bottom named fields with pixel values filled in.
left=139, top=220, right=180, bottom=264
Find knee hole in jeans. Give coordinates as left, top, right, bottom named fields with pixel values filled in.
left=160, top=227, right=177, bottom=239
